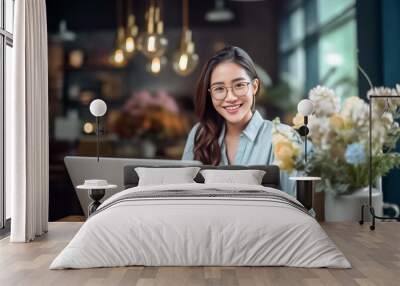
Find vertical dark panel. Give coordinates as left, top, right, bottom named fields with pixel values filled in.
left=304, top=0, right=318, bottom=29
left=357, top=0, right=400, bottom=208
left=304, top=40, right=319, bottom=92
left=356, top=0, right=383, bottom=97
left=304, top=0, right=319, bottom=92
left=381, top=0, right=400, bottom=87
left=381, top=0, right=400, bottom=207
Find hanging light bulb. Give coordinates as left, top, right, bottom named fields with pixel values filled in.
left=173, top=32, right=199, bottom=76
left=124, top=0, right=139, bottom=57
left=178, top=54, right=188, bottom=71
left=125, top=15, right=138, bottom=55
left=173, top=0, right=199, bottom=76
left=110, top=26, right=127, bottom=67
left=151, top=57, right=161, bottom=73
left=110, top=0, right=127, bottom=67
left=154, top=3, right=168, bottom=52
left=125, top=36, right=135, bottom=53
left=146, top=56, right=167, bottom=74
left=138, top=0, right=168, bottom=59
left=114, top=49, right=125, bottom=64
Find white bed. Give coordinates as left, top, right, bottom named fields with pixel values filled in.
left=50, top=183, right=351, bottom=269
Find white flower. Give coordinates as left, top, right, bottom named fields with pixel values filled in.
left=374, top=112, right=394, bottom=145
left=308, top=85, right=339, bottom=117
left=320, top=135, right=332, bottom=151
left=341, top=96, right=368, bottom=128
left=380, top=112, right=393, bottom=128
left=367, top=87, right=397, bottom=98
left=368, top=87, right=400, bottom=111
left=372, top=123, right=386, bottom=148
left=307, top=115, right=319, bottom=138
left=308, top=115, right=332, bottom=150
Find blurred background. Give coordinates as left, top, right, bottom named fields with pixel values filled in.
left=45, top=0, right=400, bottom=220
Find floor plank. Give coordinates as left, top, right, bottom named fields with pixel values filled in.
left=0, top=222, right=399, bottom=286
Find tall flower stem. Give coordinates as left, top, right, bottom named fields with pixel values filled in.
left=357, top=64, right=374, bottom=91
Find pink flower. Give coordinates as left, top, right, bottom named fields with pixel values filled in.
left=123, top=90, right=180, bottom=115
left=154, top=90, right=179, bottom=113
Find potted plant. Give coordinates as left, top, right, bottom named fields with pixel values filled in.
left=109, top=90, right=190, bottom=158
left=272, top=84, right=400, bottom=221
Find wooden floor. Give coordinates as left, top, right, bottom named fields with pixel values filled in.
left=0, top=222, right=399, bottom=286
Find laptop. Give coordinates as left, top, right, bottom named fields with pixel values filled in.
left=64, top=156, right=201, bottom=217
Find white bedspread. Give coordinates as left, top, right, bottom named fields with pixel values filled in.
left=50, top=183, right=351, bottom=269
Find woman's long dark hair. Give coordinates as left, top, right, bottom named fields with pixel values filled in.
left=193, top=46, right=259, bottom=165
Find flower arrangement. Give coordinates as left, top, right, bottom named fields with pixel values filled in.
left=272, top=84, right=400, bottom=195
left=110, top=90, right=190, bottom=140
left=271, top=122, right=302, bottom=172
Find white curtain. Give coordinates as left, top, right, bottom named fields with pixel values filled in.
left=6, top=0, right=49, bottom=242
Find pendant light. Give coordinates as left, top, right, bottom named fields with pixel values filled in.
left=138, top=0, right=168, bottom=59
left=110, top=0, right=127, bottom=67
left=124, top=0, right=139, bottom=57
left=173, top=0, right=199, bottom=76
left=205, top=0, right=235, bottom=22
left=146, top=56, right=167, bottom=74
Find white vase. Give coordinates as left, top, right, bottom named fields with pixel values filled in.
left=324, top=187, right=383, bottom=222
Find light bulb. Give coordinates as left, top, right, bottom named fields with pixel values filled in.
left=137, top=32, right=168, bottom=59
left=146, top=56, right=167, bottom=74
left=124, top=14, right=138, bottom=56
left=83, top=122, right=94, bottom=134
left=110, top=48, right=127, bottom=67
left=147, top=35, right=157, bottom=52
left=151, top=57, right=161, bottom=73
left=173, top=50, right=199, bottom=76
left=69, top=50, right=84, bottom=68
left=109, top=50, right=126, bottom=67
left=178, top=54, right=189, bottom=71
left=109, top=26, right=127, bottom=67
left=125, top=36, right=136, bottom=53
left=114, top=49, right=124, bottom=64
left=89, top=99, right=107, bottom=117
left=173, top=30, right=198, bottom=76
left=297, top=99, right=314, bottom=116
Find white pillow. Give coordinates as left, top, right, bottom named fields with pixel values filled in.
left=135, top=167, right=201, bottom=186
left=200, top=169, right=266, bottom=185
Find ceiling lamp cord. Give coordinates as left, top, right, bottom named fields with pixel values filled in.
left=125, top=0, right=139, bottom=56
left=173, top=0, right=199, bottom=76
left=138, top=0, right=168, bottom=61
left=110, top=0, right=127, bottom=66
left=142, top=0, right=168, bottom=74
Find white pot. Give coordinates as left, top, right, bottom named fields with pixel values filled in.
left=324, top=187, right=383, bottom=222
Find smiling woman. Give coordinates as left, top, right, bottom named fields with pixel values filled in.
left=182, top=46, right=299, bottom=196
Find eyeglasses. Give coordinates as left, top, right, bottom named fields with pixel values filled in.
left=208, top=81, right=251, bottom=101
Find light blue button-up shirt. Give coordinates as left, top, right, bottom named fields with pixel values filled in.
left=182, top=111, right=297, bottom=196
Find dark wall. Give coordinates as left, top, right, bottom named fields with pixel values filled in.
left=381, top=0, right=400, bottom=207
left=356, top=0, right=382, bottom=96
left=357, top=0, right=400, bottom=206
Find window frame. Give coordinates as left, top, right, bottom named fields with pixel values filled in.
left=279, top=0, right=356, bottom=95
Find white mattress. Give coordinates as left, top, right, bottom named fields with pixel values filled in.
left=50, top=183, right=351, bottom=269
